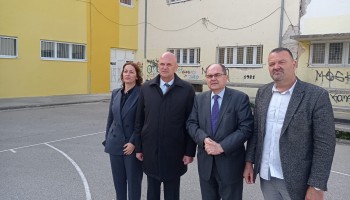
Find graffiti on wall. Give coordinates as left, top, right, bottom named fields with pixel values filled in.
left=177, top=67, right=201, bottom=80
left=315, top=69, right=350, bottom=83
left=330, top=92, right=350, bottom=104
left=145, top=59, right=158, bottom=80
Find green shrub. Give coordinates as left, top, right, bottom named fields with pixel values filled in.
left=336, top=130, right=350, bottom=140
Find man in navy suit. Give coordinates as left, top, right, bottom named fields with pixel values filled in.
left=244, top=48, right=336, bottom=200
left=187, top=63, right=254, bottom=200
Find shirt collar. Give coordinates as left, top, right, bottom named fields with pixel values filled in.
left=211, top=88, right=225, bottom=99
left=272, top=80, right=297, bottom=94
left=160, top=78, right=174, bottom=86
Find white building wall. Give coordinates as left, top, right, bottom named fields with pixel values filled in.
left=300, top=0, right=350, bottom=34
left=137, top=0, right=300, bottom=96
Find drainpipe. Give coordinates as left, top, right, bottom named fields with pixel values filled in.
left=279, top=0, right=285, bottom=47
left=144, top=0, right=147, bottom=58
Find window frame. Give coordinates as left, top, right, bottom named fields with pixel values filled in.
left=217, top=45, right=263, bottom=68
left=40, top=40, right=86, bottom=62
left=167, top=48, right=200, bottom=66
left=0, top=36, right=18, bottom=58
left=120, top=0, right=133, bottom=7
left=310, top=41, right=350, bottom=67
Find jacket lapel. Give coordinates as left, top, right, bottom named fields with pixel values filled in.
left=203, top=92, right=212, bottom=135
left=114, top=90, right=123, bottom=127
left=214, top=88, right=232, bottom=135
left=121, top=86, right=140, bottom=120
left=260, top=84, right=273, bottom=138
left=281, top=80, right=305, bottom=136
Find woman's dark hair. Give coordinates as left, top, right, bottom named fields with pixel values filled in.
left=120, top=62, right=143, bottom=88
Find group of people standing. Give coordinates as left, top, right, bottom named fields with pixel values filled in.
left=103, top=48, right=336, bottom=200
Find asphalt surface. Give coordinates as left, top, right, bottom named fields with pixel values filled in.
left=0, top=94, right=349, bottom=199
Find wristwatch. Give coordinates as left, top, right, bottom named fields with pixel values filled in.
left=314, top=187, right=321, bottom=191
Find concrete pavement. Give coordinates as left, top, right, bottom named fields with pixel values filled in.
left=0, top=92, right=349, bottom=135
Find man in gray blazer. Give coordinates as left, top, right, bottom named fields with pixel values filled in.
left=244, top=48, right=336, bottom=200
left=187, top=63, right=254, bottom=200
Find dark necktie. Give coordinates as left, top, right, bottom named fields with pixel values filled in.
left=211, top=95, right=220, bottom=135
left=164, top=83, right=170, bottom=94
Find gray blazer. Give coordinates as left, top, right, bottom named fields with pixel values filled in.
left=104, top=86, right=141, bottom=155
left=187, top=87, right=253, bottom=184
left=246, top=79, right=336, bottom=200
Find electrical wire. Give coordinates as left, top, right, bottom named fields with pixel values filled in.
left=207, top=7, right=281, bottom=31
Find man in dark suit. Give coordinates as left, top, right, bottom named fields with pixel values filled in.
left=187, top=63, right=254, bottom=200
left=134, top=52, right=196, bottom=200
left=244, top=47, right=336, bottom=200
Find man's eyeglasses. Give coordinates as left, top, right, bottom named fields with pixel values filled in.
left=205, top=73, right=226, bottom=79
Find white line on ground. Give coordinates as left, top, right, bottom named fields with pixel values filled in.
left=45, top=143, right=91, bottom=200
left=0, top=131, right=104, bottom=153
left=331, top=170, right=350, bottom=177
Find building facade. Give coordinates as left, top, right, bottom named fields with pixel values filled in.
left=0, top=0, right=138, bottom=98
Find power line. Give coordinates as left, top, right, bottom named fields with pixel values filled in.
left=207, top=7, right=281, bottom=31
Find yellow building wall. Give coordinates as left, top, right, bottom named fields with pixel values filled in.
left=88, top=0, right=138, bottom=94
left=0, top=0, right=88, bottom=98
left=297, top=42, right=350, bottom=107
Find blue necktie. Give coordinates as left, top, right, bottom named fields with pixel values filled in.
left=164, top=83, right=170, bottom=94
left=211, top=95, right=220, bottom=135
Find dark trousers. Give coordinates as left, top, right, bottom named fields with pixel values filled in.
left=110, top=154, right=143, bottom=200
left=147, top=175, right=180, bottom=200
left=199, top=161, right=243, bottom=200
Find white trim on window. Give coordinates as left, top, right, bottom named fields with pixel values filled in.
left=217, top=45, right=263, bottom=67
left=0, top=36, right=17, bottom=58
left=167, top=0, right=189, bottom=4
left=310, top=41, right=350, bottom=67
left=40, top=40, right=86, bottom=62
left=168, top=48, right=200, bottom=66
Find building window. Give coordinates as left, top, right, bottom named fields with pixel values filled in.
left=120, top=0, right=132, bottom=6
left=217, top=45, right=263, bottom=67
left=310, top=42, right=350, bottom=66
left=168, top=48, right=200, bottom=66
left=167, top=0, right=189, bottom=4
left=0, top=36, right=17, bottom=58
left=41, top=40, right=86, bottom=61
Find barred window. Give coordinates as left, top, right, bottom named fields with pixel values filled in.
left=168, top=48, right=200, bottom=66
left=41, top=40, right=86, bottom=61
left=311, top=42, right=350, bottom=66
left=72, top=44, right=85, bottom=60
left=41, top=41, right=55, bottom=58
left=217, top=45, right=263, bottom=67
left=237, top=47, right=244, bottom=64
left=328, top=43, right=343, bottom=64
left=312, top=43, right=325, bottom=64
left=120, top=0, right=132, bottom=6
left=0, top=36, right=17, bottom=58
left=57, top=43, right=69, bottom=59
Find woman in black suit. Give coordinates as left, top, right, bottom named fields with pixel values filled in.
left=104, top=62, right=143, bottom=200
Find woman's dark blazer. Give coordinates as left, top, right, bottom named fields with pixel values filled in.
left=104, top=86, right=141, bottom=155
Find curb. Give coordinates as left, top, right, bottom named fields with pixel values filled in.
left=0, top=99, right=110, bottom=111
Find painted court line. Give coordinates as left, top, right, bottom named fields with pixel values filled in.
left=45, top=143, right=91, bottom=200
left=331, top=170, right=350, bottom=177
left=0, top=131, right=104, bottom=153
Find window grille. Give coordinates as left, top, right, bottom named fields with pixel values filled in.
left=310, top=42, right=350, bottom=66
left=120, top=0, right=132, bottom=6
left=0, top=36, right=17, bottom=57
left=217, top=45, right=263, bottom=67
left=41, top=40, right=86, bottom=61
left=167, top=48, right=200, bottom=65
